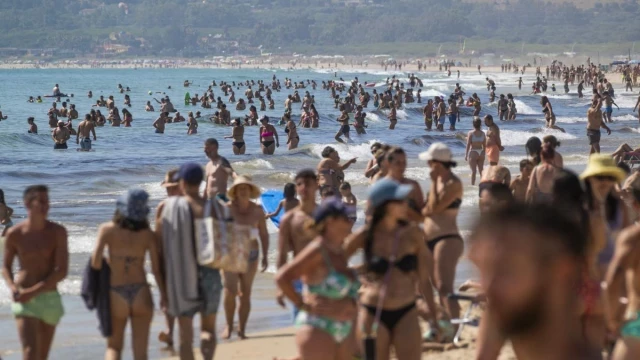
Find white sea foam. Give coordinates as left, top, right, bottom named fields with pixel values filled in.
left=513, top=99, right=538, bottom=114
left=500, top=129, right=576, bottom=147
left=234, top=158, right=275, bottom=170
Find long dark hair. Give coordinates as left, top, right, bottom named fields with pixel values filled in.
left=364, top=201, right=407, bottom=267
left=112, top=210, right=149, bottom=232
left=0, top=189, right=5, bottom=205
left=584, top=180, right=619, bottom=223
left=526, top=137, right=542, bottom=165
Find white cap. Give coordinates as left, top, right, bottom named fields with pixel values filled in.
left=419, top=142, right=453, bottom=163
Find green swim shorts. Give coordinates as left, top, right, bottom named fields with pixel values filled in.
left=12, top=291, right=64, bottom=326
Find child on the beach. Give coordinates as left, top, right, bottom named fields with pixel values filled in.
left=510, top=159, right=533, bottom=202
left=0, top=189, right=14, bottom=236
left=339, top=182, right=357, bottom=224
left=265, top=183, right=299, bottom=219
left=319, top=185, right=337, bottom=200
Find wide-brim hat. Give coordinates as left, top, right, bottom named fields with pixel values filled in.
left=227, top=175, right=261, bottom=200
left=580, top=154, right=626, bottom=183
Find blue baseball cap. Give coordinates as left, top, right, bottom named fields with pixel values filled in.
left=116, top=189, right=150, bottom=222
left=368, top=179, right=412, bottom=208
left=173, top=162, right=204, bottom=185
left=313, top=198, right=350, bottom=224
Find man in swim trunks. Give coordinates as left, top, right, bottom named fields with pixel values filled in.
left=471, top=204, right=602, bottom=360
left=2, top=185, right=69, bottom=360
left=587, top=99, right=611, bottom=154
left=276, top=169, right=318, bottom=319
left=153, top=112, right=168, bottom=134
left=204, top=138, right=237, bottom=202
left=484, top=115, right=504, bottom=166
left=602, top=91, right=619, bottom=124
left=423, top=99, right=434, bottom=130
left=605, top=177, right=640, bottom=359
left=76, top=114, right=97, bottom=151
left=52, top=120, right=70, bottom=149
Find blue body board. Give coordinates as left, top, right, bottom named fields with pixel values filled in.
left=261, top=190, right=284, bottom=228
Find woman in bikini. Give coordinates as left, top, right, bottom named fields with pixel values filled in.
left=222, top=176, right=269, bottom=340
left=420, top=143, right=463, bottom=341
left=465, top=117, right=487, bottom=185
left=299, top=108, right=312, bottom=128
left=225, top=118, right=245, bottom=155
left=344, top=179, right=440, bottom=359
left=121, top=109, right=133, bottom=127
left=507, top=93, right=517, bottom=120
left=470, top=93, right=482, bottom=116
left=90, top=189, right=165, bottom=360
left=247, top=105, right=259, bottom=126
left=277, top=199, right=359, bottom=360
left=285, top=114, right=299, bottom=150
left=384, top=147, right=425, bottom=223
left=310, top=104, right=320, bottom=128
left=387, top=101, right=398, bottom=130
left=526, top=143, right=558, bottom=204
left=259, top=116, right=279, bottom=155
left=96, top=110, right=106, bottom=127
left=540, top=96, right=566, bottom=133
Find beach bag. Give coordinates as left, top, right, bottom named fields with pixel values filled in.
left=195, top=199, right=252, bottom=273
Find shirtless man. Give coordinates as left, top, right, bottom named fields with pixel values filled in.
left=2, top=185, right=69, bottom=360
left=52, top=121, right=70, bottom=150
left=76, top=114, right=97, bottom=151
left=602, top=91, right=619, bottom=123
left=276, top=169, right=318, bottom=317
left=606, top=177, right=640, bottom=359
left=423, top=99, right=434, bottom=130
left=587, top=99, right=611, bottom=154
left=153, top=112, right=168, bottom=134
left=68, top=104, right=78, bottom=121
left=471, top=205, right=602, bottom=360
left=204, top=138, right=237, bottom=202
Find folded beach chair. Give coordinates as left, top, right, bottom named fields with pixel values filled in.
left=623, top=152, right=640, bottom=169
left=448, top=293, right=483, bottom=346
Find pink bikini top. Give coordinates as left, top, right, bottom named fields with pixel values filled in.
left=261, top=131, right=274, bottom=138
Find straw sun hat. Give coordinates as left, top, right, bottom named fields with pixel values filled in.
left=580, top=154, right=626, bottom=183
left=227, top=175, right=261, bottom=200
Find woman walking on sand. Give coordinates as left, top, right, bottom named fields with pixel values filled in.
left=90, top=189, right=165, bottom=360
left=276, top=199, right=360, bottom=360
left=344, top=179, right=441, bottom=359
left=420, top=143, right=463, bottom=341
left=465, top=117, right=486, bottom=185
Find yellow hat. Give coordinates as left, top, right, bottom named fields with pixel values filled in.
left=227, top=175, right=261, bottom=200
left=580, top=154, right=626, bottom=183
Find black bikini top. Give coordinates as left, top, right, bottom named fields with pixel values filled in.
left=368, top=254, right=418, bottom=275
left=447, top=198, right=462, bottom=209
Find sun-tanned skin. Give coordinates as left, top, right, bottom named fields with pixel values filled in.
left=2, top=187, right=69, bottom=360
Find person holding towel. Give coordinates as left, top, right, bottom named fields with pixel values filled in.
left=157, top=163, right=223, bottom=360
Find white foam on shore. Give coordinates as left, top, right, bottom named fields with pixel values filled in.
left=513, top=99, right=538, bottom=114
left=308, top=139, right=380, bottom=161
left=500, top=129, right=576, bottom=147
left=234, top=158, right=275, bottom=170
